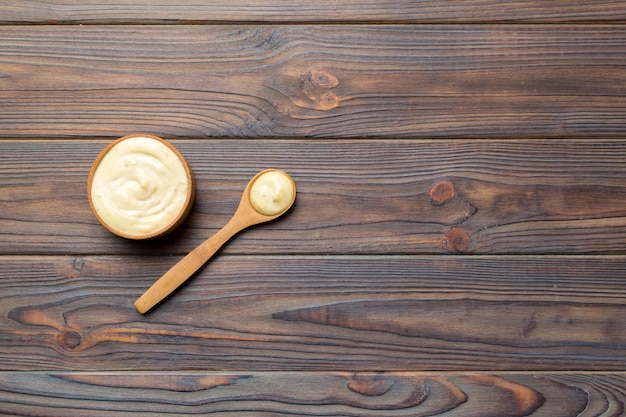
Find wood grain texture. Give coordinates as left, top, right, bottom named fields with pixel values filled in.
left=2, top=139, right=625, bottom=255
left=1, top=255, right=625, bottom=371
left=0, top=371, right=624, bottom=416
left=1, top=25, right=626, bottom=139
left=2, top=2, right=624, bottom=414
left=1, top=1, right=625, bottom=23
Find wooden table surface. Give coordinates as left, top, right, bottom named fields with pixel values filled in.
left=1, top=2, right=625, bottom=415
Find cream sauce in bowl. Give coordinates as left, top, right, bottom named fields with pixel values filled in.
left=88, top=134, right=194, bottom=239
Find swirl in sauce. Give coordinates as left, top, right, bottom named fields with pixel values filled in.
left=90, top=136, right=191, bottom=237
left=250, top=170, right=295, bottom=216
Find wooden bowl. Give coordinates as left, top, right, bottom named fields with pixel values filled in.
left=87, top=134, right=195, bottom=240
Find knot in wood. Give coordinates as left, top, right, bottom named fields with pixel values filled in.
left=59, top=330, right=82, bottom=350
left=309, top=68, right=339, bottom=88
left=298, top=69, right=341, bottom=110
left=319, top=92, right=339, bottom=110
left=429, top=181, right=455, bottom=205
left=347, top=373, right=394, bottom=397
left=443, top=227, right=471, bottom=253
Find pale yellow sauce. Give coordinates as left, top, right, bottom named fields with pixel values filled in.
left=250, top=171, right=294, bottom=216
left=90, top=136, right=189, bottom=237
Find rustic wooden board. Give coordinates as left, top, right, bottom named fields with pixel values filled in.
left=1, top=255, right=624, bottom=371
left=2, top=1, right=624, bottom=414
left=1, top=1, right=625, bottom=23
left=2, top=139, right=625, bottom=255
left=0, top=371, right=624, bottom=416
left=1, top=25, right=626, bottom=139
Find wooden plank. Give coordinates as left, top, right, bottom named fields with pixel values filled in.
left=1, top=1, right=625, bottom=23
left=2, top=139, right=626, bottom=255
left=1, top=255, right=625, bottom=371
left=0, top=371, right=624, bottom=416
left=1, top=25, right=626, bottom=139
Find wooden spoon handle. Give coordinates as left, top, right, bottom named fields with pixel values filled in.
left=134, top=219, right=241, bottom=314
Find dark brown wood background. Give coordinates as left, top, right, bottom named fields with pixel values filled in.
left=1, top=2, right=625, bottom=415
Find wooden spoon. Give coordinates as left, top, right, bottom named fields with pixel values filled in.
left=134, top=169, right=296, bottom=314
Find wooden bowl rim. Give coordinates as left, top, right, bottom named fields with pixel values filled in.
left=87, top=133, right=195, bottom=240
